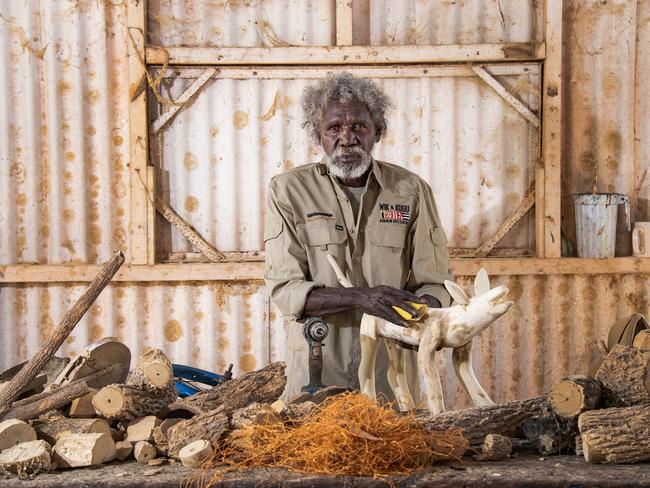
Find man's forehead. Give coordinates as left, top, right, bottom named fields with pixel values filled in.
left=322, top=100, right=371, bottom=119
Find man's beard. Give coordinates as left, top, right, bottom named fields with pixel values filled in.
left=323, top=146, right=373, bottom=180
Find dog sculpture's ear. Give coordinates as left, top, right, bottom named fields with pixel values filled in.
left=444, top=280, right=468, bottom=305
left=474, top=268, right=490, bottom=296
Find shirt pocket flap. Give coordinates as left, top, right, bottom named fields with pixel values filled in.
left=430, top=227, right=448, bottom=246
left=264, top=217, right=283, bottom=241
left=370, top=228, right=407, bottom=248
left=300, top=224, right=347, bottom=246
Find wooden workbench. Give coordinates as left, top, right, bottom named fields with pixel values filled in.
left=1, top=455, right=649, bottom=487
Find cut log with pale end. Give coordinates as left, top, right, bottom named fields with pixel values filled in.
left=179, top=439, right=212, bottom=468
left=0, top=419, right=37, bottom=451
left=270, top=399, right=286, bottom=415
left=579, top=404, right=650, bottom=464
left=417, top=396, right=548, bottom=446
left=115, top=440, right=133, bottom=461
left=1, top=364, right=125, bottom=422
left=32, top=418, right=111, bottom=446
left=0, top=439, right=51, bottom=479
left=475, top=434, right=512, bottom=461
left=93, top=384, right=176, bottom=421
left=522, top=414, right=576, bottom=455
left=166, top=362, right=286, bottom=418
left=68, top=390, right=98, bottom=418
left=229, top=403, right=279, bottom=430
left=126, top=416, right=161, bottom=443
left=52, top=432, right=116, bottom=468
left=52, top=338, right=130, bottom=390
left=127, top=349, right=173, bottom=391
left=152, top=418, right=182, bottom=456
left=0, top=251, right=124, bottom=414
left=167, top=407, right=229, bottom=459
left=549, top=375, right=602, bottom=418
left=133, top=440, right=156, bottom=464
left=595, top=344, right=650, bottom=407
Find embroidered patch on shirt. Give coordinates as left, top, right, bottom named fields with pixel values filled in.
left=306, top=211, right=335, bottom=224
left=378, top=203, right=410, bottom=224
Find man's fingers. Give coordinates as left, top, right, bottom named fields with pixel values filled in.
left=384, top=307, right=409, bottom=327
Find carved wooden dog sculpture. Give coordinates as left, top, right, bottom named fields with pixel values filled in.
left=326, top=255, right=513, bottom=414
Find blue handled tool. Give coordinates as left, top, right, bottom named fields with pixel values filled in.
left=172, top=363, right=233, bottom=397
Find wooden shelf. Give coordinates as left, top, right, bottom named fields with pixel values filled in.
left=1, top=258, right=649, bottom=284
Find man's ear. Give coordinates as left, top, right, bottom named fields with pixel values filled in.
left=375, top=129, right=382, bottom=143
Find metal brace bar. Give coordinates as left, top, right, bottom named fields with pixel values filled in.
left=471, top=65, right=540, bottom=128
left=152, top=67, right=218, bottom=135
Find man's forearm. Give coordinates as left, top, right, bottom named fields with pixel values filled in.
left=303, top=287, right=366, bottom=318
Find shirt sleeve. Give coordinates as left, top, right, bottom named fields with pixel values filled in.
left=264, top=177, right=321, bottom=319
left=406, top=180, right=454, bottom=307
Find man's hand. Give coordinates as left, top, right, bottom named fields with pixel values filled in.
left=304, top=286, right=427, bottom=327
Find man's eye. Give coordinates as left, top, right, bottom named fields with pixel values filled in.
left=353, top=123, right=365, bottom=130
left=328, top=126, right=339, bottom=132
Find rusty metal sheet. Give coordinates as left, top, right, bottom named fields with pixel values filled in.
left=148, top=0, right=336, bottom=47
left=0, top=0, right=131, bottom=265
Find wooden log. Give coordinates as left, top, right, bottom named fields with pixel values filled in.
left=574, top=434, right=584, bottom=457
left=633, top=329, right=650, bottom=350
left=166, top=362, right=286, bottom=418
left=0, top=375, right=46, bottom=400
left=52, top=338, right=130, bottom=389
left=68, top=390, right=97, bottom=418
left=595, top=344, right=650, bottom=406
left=1, top=364, right=125, bottom=422
left=229, top=403, right=280, bottom=430
left=0, top=251, right=124, bottom=413
left=126, top=416, right=161, bottom=443
left=579, top=404, right=650, bottom=464
left=475, top=434, right=512, bottom=461
left=0, top=439, right=51, bottom=479
left=52, top=432, right=116, bottom=468
left=152, top=418, right=182, bottom=456
left=115, top=440, right=133, bottom=461
left=167, top=406, right=229, bottom=459
left=127, top=349, right=174, bottom=391
left=0, top=357, right=69, bottom=388
left=417, top=396, right=548, bottom=446
left=548, top=375, right=602, bottom=418
left=156, top=198, right=225, bottom=262
left=0, top=419, right=37, bottom=451
left=522, top=414, right=576, bottom=455
left=178, top=439, right=212, bottom=468
left=31, top=418, right=111, bottom=446
left=133, top=440, right=156, bottom=464
left=93, top=384, right=176, bottom=421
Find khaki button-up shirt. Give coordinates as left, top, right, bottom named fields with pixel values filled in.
left=264, top=159, right=453, bottom=401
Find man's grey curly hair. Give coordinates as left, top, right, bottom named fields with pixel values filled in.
left=301, top=72, right=393, bottom=143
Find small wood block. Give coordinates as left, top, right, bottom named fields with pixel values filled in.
left=115, top=440, right=133, bottom=461
left=126, top=416, right=161, bottom=443
left=475, top=433, right=512, bottom=461
left=179, top=439, right=212, bottom=468
left=633, top=330, right=650, bottom=350
left=0, top=418, right=37, bottom=451
left=53, top=432, right=116, bottom=468
left=32, top=418, right=111, bottom=446
left=134, top=440, right=156, bottom=464
left=68, top=390, right=98, bottom=418
left=0, top=439, right=51, bottom=478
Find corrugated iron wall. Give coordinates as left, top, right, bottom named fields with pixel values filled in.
left=1, top=0, right=650, bottom=409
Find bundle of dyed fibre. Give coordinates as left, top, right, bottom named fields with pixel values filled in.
left=212, top=392, right=467, bottom=477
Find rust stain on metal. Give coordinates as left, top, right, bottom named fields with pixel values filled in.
left=164, top=319, right=184, bottom=342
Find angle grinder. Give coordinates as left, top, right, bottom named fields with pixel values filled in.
left=301, top=317, right=329, bottom=394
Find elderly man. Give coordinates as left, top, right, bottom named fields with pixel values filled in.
left=264, top=72, right=452, bottom=401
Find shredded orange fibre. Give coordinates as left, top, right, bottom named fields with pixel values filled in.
left=205, top=392, right=467, bottom=478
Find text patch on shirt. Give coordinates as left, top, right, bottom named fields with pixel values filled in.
left=379, top=203, right=410, bottom=224
left=306, top=211, right=335, bottom=224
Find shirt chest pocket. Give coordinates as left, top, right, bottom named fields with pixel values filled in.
left=368, top=227, right=408, bottom=287
left=299, top=224, right=347, bottom=251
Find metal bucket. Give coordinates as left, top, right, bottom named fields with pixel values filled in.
left=573, top=193, right=630, bottom=258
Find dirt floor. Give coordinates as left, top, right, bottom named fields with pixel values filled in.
left=1, top=455, right=649, bottom=487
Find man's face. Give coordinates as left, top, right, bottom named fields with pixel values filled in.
left=318, top=100, right=378, bottom=180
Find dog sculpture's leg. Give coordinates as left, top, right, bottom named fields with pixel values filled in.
left=358, top=315, right=380, bottom=401
left=452, top=340, right=494, bottom=406
left=417, top=328, right=445, bottom=414
left=384, top=340, right=415, bottom=412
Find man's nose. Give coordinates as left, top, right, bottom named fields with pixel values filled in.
left=339, top=126, right=357, bottom=146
